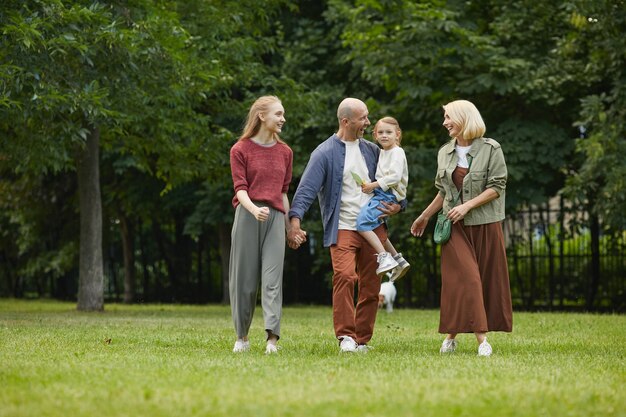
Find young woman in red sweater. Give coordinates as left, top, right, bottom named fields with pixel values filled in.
left=229, top=96, right=293, bottom=354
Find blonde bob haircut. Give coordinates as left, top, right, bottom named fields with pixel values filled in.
left=442, top=100, right=486, bottom=141
left=373, top=116, right=403, bottom=145
left=239, top=95, right=285, bottom=143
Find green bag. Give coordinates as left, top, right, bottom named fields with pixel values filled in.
left=433, top=155, right=473, bottom=245
left=433, top=212, right=452, bottom=244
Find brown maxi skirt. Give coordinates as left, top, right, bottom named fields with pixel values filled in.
left=439, top=167, right=513, bottom=334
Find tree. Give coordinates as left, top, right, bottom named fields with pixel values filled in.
left=1, top=1, right=212, bottom=309
left=556, top=1, right=626, bottom=234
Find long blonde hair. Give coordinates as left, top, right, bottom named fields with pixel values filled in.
left=373, top=116, right=403, bottom=145
left=442, top=100, right=486, bottom=140
left=239, top=95, right=284, bottom=143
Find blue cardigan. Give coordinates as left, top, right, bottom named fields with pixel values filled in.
left=289, top=134, right=381, bottom=247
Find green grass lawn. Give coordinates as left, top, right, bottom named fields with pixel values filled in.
left=0, top=300, right=624, bottom=417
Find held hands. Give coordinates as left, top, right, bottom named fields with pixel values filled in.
left=254, top=206, right=270, bottom=222
left=287, top=227, right=307, bottom=250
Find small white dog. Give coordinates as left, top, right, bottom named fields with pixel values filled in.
left=378, top=280, right=397, bottom=313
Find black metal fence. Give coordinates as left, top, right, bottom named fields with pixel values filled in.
left=394, top=195, right=625, bottom=312
left=504, top=196, right=624, bottom=311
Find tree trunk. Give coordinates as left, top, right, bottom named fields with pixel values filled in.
left=152, top=221, right=176, bottom=301
left=119, top=214, right=135, bottom=303
left=77, top=126, right=104, bottom=311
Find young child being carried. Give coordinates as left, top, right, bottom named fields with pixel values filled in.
left=356, top=116, right=410, bottom=281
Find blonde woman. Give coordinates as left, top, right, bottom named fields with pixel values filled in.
left=229, top=96, right=293, bottom=354
left=410, top=100, right=512, bottom=356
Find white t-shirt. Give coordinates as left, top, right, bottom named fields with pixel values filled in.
left=455, top=144, right=472, bottom=168
left=338, top=139, right=371, bottom=230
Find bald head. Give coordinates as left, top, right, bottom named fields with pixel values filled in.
left=336, top=98, right=370, bottom=141
left=337, top=98, right=366, bottom=123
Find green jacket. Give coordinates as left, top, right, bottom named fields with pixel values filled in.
left=435, top=137, right=507, bottom=225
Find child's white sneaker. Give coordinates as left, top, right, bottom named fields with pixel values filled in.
left=389, top=253, right=411, bottom=282
left=376, top=252, right=398, bottom=276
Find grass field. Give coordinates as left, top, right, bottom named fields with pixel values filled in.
left=0, top=299, right=624, bottom=417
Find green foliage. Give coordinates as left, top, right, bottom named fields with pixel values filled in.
left=0, top=172, right=79, bottom=297
left=0, top=0, right=216, bottom=183
left=493, top=120, right=573, bottom=208
left=0, top=0, right=623, bottom=306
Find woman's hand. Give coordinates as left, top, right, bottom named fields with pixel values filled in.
left=287, top=228, right=307, bottom=249
left=447, top=203, right=470, bottom=224
left=410, top=215, right=429, bottom=237
left=254, top=206, right=270, bottom=222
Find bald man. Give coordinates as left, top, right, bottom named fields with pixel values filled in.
left=288, top=98, right=403, bottom=353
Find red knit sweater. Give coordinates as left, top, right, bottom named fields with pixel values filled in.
left=230, top=139, right=293, bottom=213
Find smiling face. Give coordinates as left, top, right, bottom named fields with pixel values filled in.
left=374, top=121, right=399, bottom=150
left=261, top=101, right=286, bottom=135
left=338, top=99, right=371, bottom=140
left=347, top=103, right=370, bottom=139
left=442, top=111, right=462, bottom=139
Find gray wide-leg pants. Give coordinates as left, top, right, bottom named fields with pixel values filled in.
left=229, top=204, right=285, bottom=339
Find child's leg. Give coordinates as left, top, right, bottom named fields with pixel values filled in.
left=358, top=230, right=386, bottom=254
left=383, top=239, right=398, bottom=256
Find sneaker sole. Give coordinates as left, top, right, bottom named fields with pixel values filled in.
left=376, top=263, right=398, bottom=277
left=390, top=264, right=411, bottom=282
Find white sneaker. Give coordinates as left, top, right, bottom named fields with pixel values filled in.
left=376, top=252, right=398, bottom=276
left=339, top=336, right=358, bottom=353
left=478, top=339, right=492, bottom=356
left=233, top=339, right=250, bottom=353
left=356, top=344, right=372, bottom=353
left=389, top=253, right=411, bottom=282
left=265, top=343, right=280, bottom=355
left=440, top=338, right=457, bottom=353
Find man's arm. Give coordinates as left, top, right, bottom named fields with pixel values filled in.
left=287, top=148, right=327, bottom=248
left=288, top=149, right=326, bottom=220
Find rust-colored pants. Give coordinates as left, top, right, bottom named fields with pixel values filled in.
left=329, top=226, right=387, bottom=345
